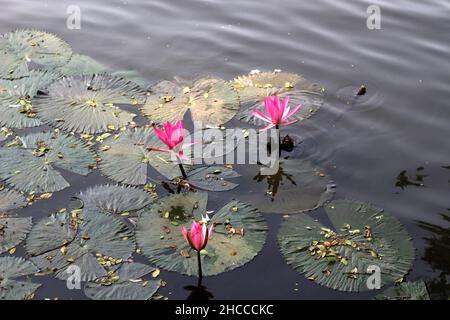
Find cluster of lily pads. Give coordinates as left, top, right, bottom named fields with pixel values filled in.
left=0, top=29, right=426, bottom=300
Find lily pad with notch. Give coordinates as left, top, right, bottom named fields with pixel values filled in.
left=187, top=127, right=248, bottom=161
left=0, top=70, right=60, bottom=128
left=187, top=166, right=240, bottom=192
left=99, top=127, right=192, bottom=184
left=0, top=131, right=96, bottom=193
left=84, top=262, right=161, bottom=300
left=75, top=184, right=154, bottom=218
left=241, top=158, right=335, bottom=214
left=141, top=77, right=240, bottom=127
left=232, top=71, right=324, bottom=126
left=136, top=191, right=267, bottom=276
left=0, top=29, right=72, bottom=80
left=0, top=257, right=41, bottom=300
left=33, top=73, right=147, bottom=134
left=57, top=54, right=147, bottom=86
left=278, top=199, right=415, bottom=292
left=26, top=210, right=136, bottom=282
left=375, top=280, right=430, bottom=300
left=0, top=188, right=32, bottom=254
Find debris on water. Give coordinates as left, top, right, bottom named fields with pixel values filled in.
left=281, top=135, right=294, bottom=152
left=356, top=85, right=366, bottom=96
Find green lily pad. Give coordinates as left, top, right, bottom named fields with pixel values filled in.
left=0, top=257, right=41, bottom=300
left=57, top=54, right=147, bottom=86
left=375, top=280, right=430, bottom=300
left=76, top=184, right=154, bottom=217
left=0, top=70, right=60, bottom=128
left=27, top=210, right=136, bottom=282
left=84, top=263, right=161, bottom=300
left=0, top=215, right=33, bottom=254
left=99, top=127, right=192, bottom=184
left=232, top=71, right=324, bottom=126
left=187, top=128, right=248, bottom=160
left=57, top=54, right=107, bottom=76
left=187, top=166, right=240, bottom=192
left=136, top=191, right=267, bottom=276
left=0, top=131, right=96, bottom=193
left=0, top=29, right=72, bottom=80
left=33, top=73, right=147, bottom=134
left=0, top=188, right=27, bottom=212
left=278, top=200, right=415, bottom=292
left=0, top=188, right=31, bottom=254
left=241, top=159, right=335, bottom=214
left=141, top=77, right=239, bottom=127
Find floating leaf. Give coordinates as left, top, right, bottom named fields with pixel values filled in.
left=375, top=280, right=430, bottom=300
left=0, top=188, right=31, bottom=254
left=136, top=192, right=267, bottom=276
left=241, top=159, right=335, bottom=214
left=232, top=71, right=324, bottom=126
left=57, top=54, right=107, bottom=76
left=278, top=200, right=415, bottom=292
left=0, top=188, right=26, bottom=212
left=0, top=215, right=32, bottom=255
left=27, top=211, right=135, bottom=282
left=0, top=131, right=96, bottom=193
left=0, top=257, right=41, bottom=300
left=34, top=73, right=147, bottom=133
left=0, top=29, right=72, bottom=80
left=57, top=54, right=147, bottom=86
left=0, top=70, right=60, bottom=128
left=75, top=184, right=154, bottom=218
left=187, top=166, right=240, bottom=192
left=141, top=77, right=239, bottom=127
left=186, top=127, right=248, bottom=160
left=84, top=263, right=161, bottom=300
left=99, top=127, right=192, bottom=184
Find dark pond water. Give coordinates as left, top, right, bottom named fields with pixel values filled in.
left=1, top=0, right=449, bottom=300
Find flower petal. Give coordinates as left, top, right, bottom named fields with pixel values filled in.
left=282, top=104, right=301, bottom=121
left=252, top=109, right=272, bottom=123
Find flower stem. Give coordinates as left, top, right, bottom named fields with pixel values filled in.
left=178, top=163, right=187, bottom=179
left=197, top=250, right=203, bottom=285
left=275, top=124, right=281, bottom=157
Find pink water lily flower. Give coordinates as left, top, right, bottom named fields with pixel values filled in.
left=252, top=96, right=301, bottom=131
left=182, top=220, right=214, bottom=252
left=147, top=120, right=192, bottom=161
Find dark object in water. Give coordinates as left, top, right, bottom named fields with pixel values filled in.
left=356, top=85, right=367, bottom=96
left=281, top=135, right=294, bottom=152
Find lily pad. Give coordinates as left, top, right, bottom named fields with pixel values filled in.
left=187, top=166, right=240, bottom=192
left=26, top=210, right=136, bottom=282
left=233, top=71, right=324, bottom=126
left=0, top=70, right=60, bottom=128
left=33, top=73, right=147, bottom=133
left=187, top=127, right=248, bottom=161
left=99, top=127, right=192, bottom=184
left=278, top=200, right=415, bottom=292
left=136, top=192, right=267, bottom=276
left=0, top=257, right=41, bottom=300
left=0, top=188, right=31, bottom=254
left=0, top=188, right=27, bottom=212
left=76, top=184, right=154, bottom=217
left=242, top=159, right=335, bottom=214
left=84, top=263, right=161, bottom=300
left=0, top=29, right=72, bottom=79
left=375, top=280, right=430, bottom=300
left=0, top=131, right=96, bottom=193
left=141, top=77, right=239, bottom=127
left=57, top=54, right=107, bottom=76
